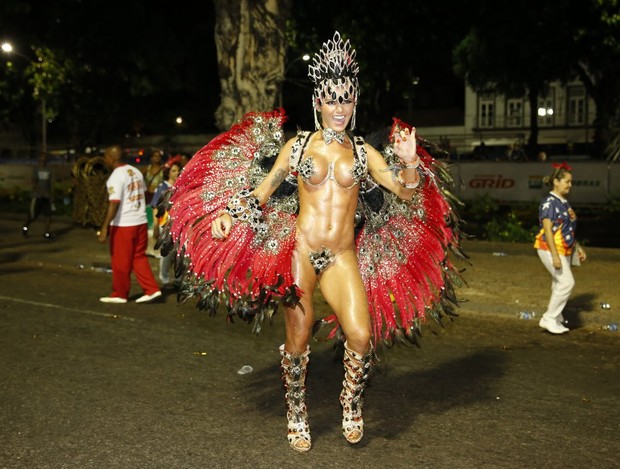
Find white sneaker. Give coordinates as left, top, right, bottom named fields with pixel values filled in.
left=539, top=317, right=569, bottom=334
left=135, top=291, right=162, bottom=303
left=100, top=296, right=127, bottom=304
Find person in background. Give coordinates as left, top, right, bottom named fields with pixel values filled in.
left=22, top=152, right=54, bottom=239
left=143, top=149, right=165, bottom=257
left=151, top=158, right=183, bottom=289
left=143, top=149, right=165, bottom=204
left=179, top=153, right=191, bottom=167
left=534, top=162, right=586, bottom=334
left=97, top=145, right=162, bottom=304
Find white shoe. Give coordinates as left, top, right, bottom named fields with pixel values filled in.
left=135, top=291, right=162, bottom=303
left=100, top=296, right=127, bottom=304
left=539, top=317, right=568, bottom=334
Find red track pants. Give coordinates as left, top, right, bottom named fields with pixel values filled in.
left=108, top=224, right=160, bottom=299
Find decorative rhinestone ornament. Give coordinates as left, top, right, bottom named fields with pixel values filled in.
left=322, top=128, right=347, bottom=145
left=308, top=31, right=360, bottom=130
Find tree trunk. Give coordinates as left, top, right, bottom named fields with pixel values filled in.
left=526, top=86, right=540, bottom=158
left=576, top=65, right=620, bottom=159
left=212, top=0, right=292, bottom=131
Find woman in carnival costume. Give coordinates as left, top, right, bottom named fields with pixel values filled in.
left=157, top=31, right=466, bottom=452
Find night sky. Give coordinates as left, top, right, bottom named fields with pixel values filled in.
left=1, top=0, right=472, bottom=140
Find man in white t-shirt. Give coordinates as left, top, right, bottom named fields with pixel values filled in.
left=97, top=145, right=161, bottom=303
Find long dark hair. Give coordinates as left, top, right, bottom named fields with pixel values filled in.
left=163, top=162, right=182, bottom=182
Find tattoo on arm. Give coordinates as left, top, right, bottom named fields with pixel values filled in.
left=270, top=169, right=287, bottom=188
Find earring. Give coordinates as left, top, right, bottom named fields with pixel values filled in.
left=313, top=100, right=321, bottom=130
left=350, top=106, right=357, bottom=130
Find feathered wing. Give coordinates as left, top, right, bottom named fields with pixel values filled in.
left=320, top=118, right=468, bottom=346
left=158, top=109, right=300, bottom=331
left=161, top=111, right=466, bottom=344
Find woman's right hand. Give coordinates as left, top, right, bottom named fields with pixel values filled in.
left=212, top=213, right=233, bottom=240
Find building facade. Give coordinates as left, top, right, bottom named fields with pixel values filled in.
left=418, top=79, right=598, bottom=159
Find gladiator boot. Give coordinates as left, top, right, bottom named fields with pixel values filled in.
left=340, top=341, right=374, bottom=444
left=279, top=344, right=311, bottom=452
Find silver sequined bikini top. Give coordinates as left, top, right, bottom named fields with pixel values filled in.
left=288, top=131, right=368, bottom=189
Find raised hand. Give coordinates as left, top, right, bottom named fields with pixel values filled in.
left=393, top=127, right=418, bottom=164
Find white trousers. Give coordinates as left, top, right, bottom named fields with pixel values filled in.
left=537, top=249, right=575, bottom=320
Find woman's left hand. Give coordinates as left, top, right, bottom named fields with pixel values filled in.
left=577, top=245, right=587, bottom=262
left=393, top=127, right=418, bottom=164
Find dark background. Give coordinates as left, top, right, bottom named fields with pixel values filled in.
left=0, top=0, right=472, bottom=144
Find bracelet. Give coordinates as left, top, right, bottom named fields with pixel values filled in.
left=401, top=158, right=420, bottom=170
left=224, top=189, right=264, bottom=232
left=396, top=169, right=422, bottom=190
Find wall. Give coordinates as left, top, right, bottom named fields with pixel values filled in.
left=450, top=161, right=620, bottom=205
left=3, top=160, right=619, bottom=206
left=0, top=163, right=74, bottom=195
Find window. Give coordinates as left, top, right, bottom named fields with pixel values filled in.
left=568, top=86, right=586, bottom=126
left=479, top=98, right=495, bottom=128
left=506, top=99, right=523, bottom=127
left=537, top=96, right=554, bottom=127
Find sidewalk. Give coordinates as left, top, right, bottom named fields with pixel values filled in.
left=1, top=213, right=618, bottom=330
left=1, top=214, right=112, bottom=271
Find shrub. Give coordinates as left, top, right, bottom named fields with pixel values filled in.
left=462, top=195, right=539, bottom=243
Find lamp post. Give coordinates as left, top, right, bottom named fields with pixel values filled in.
left=279, top=54, right=310, bottom=108
left=41, top=98, right=47, bottom=154
left=1, top=41, right=47, bottom=155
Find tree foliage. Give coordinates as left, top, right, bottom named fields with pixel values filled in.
left=572, top=0, right=620, bottom=156
left=284, top=0, right=472, bottom=133
left=452, top=0, right=577, bottom=154
left=3, top=0, right=616, bottom=157
left=453, top=0, right=620, bottom=158
left=0, top=0, right=217, bottom=150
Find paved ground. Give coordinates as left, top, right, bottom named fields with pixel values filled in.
left=0, top=216, right=618, bottom=469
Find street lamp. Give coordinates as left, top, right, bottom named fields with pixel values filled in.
left=279, top=54, right=310, bottom=108
left=286, top=54, right=311, bottom=72
left=1, top=41, right=47, bottom=154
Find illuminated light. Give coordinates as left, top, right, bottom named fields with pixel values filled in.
left=1, top=42, right=13, bottom=53
left=176, top=116, right=183, bottom=125
left=302, top=54, right=310, bottom=61
left=547, top=108, right=554, bottom=116
left=537, top=107, right=546, bottom=116
left=135, top=157, right=141, bottom=163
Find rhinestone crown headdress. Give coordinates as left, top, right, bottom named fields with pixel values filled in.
left=308, top=31, right=359, bottom=105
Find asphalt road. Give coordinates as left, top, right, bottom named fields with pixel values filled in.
left=1, top=218, right=618, bottom=469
